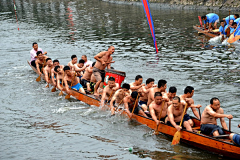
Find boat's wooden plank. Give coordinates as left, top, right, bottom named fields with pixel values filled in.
left=193, top=25, right=219, bottom=38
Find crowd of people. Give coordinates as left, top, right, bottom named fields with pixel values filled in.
left=29, top=42, right=239, bottom=146
left=201, top=13, right=240, bottom=39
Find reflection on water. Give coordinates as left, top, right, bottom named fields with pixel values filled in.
left=0, top=0, right=239, bottom=160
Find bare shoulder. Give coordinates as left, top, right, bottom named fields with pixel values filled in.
left=218, top=107, right=224, bottom=114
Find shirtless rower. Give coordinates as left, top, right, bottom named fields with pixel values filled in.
left=51, top=59, right=64, bottom=87
left=72, top=59, right=89, bottom=79
left=138, top=78, right=156, bottom=114
left=100, top=77, right=119, bottom=107
left=93, top=46, right=115, bottom=96
left=110, top=83, right=131, bottom=115
left=147, top=79, right=167, bottom=106
left=63, top=66, right=85, bottom=94
left=149, top=92, right=168, bottom=126
left=68, top=55, right=78, bottom=70
left=163, top=86, right=177, bottom=106
left=54, top=66, right=65, bottom=92
left=81, top=62, right=96, bottom=91
left=43, top=58, right=53, bottom=84
left=167, top=96, right=192, bottom=132
left=30, top=42, right=47, bottom=68
left=124, top=91, right=147, bottom=118
left=35, top=51, right=48, bottom=77
left=130, top=75, right=145, bottom=92
left=179, top=86, right=202, bottom=127
left=200, top=97, right=233, bottom=136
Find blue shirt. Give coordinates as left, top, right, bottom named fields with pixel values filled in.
left=219, top=25, right=226, bottom=35
left=225, top=15, right=235, bottom=25
left=230, top=27, right=235, bottom=34
left=234, top=18, right=240, bottom=25
left=234, top=26, right=240, bottom=36
left=204, top=13, right=219, bottom=24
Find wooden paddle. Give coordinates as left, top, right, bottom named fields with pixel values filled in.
left=59, top=72, right=65, bottom=96
left=115, top=98, right=124, bottom=111
left=51, top=86, right=56, bottom=92
left=212, top=29, right=219, bottom=32
left=229, top=119, right=231, bottom=132
left=65, top=72, right=76, bottom=99
left=154, top=101, right=165, bottom=135
left=107, top=90, right=114, bottom=103
left=171, top=103, right=188, bottom=145
left=198, top=108, right=201, bottom=121
left=130, top=93, right=139, bottom=119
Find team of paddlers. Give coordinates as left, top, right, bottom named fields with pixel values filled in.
left=201, top=13, right=240, bottom=41
left=29, top=42, right=240, bottom=146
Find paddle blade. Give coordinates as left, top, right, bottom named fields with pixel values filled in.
left=65, top=94, right=70, bottom=99
left=36, top=76, right=41, bottom=82
left=45, top=84, right=49, bottom=88
left=59, top=91, right=63, bottom=96
left=212, top=29, right=219, bottom=32
left=228, top=35, right=240, bottom=43
left=171, top=131, right=181, bottom=145
left=51, top=87, right=56, bottom=92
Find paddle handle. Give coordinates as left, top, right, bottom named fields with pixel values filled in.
left=107, top=90, right=114, bottom=102
left=229, top=119, right=231, bottom=132
left=198, top=108, right=201, bottom=121
left=131, top=93, right=139, bottom=114
left=179, top=104, right=188, bottom=127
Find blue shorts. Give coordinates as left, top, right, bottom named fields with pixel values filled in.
left=71, top=83, right=83, bottom=91
left=200, top=124, right=224, bottom=136
left=138, top=100, right=147, bottom=107
left=233, top=134, right=240, bottom=146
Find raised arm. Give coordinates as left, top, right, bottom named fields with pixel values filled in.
left=130, top=83, right=145, bottom=91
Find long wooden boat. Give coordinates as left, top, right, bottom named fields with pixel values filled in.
left=28, top=61, right=240, bottom=159
left=193, top=25, right=219, bottom=38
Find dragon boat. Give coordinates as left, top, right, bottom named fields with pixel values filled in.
left=27, top=60, right=240, bottom=159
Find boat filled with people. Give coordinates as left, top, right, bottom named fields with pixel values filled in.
left=193, top=13, right=240, bottom=43
left=28, top=42, right=240, bottom=159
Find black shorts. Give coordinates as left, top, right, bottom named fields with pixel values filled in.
left=31, top=60, right=36, bottom=68
left=81, top=78, right=89, bottom=88
left=200, top=124, right=224, bottom=136
left=129, top=106, right=142, bottom=115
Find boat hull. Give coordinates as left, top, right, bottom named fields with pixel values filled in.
left=193, top=25, right=219, bottom=38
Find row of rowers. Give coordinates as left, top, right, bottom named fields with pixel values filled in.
left=30, top=42, right=116, bottom=95
left=29, top=43, right=239, bottom=146
left=201, top=13, right=240, bottom=36
left=104, top=77, right=239, bottom=146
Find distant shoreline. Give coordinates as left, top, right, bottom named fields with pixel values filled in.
left=102, top=0, right=240, bottom=11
